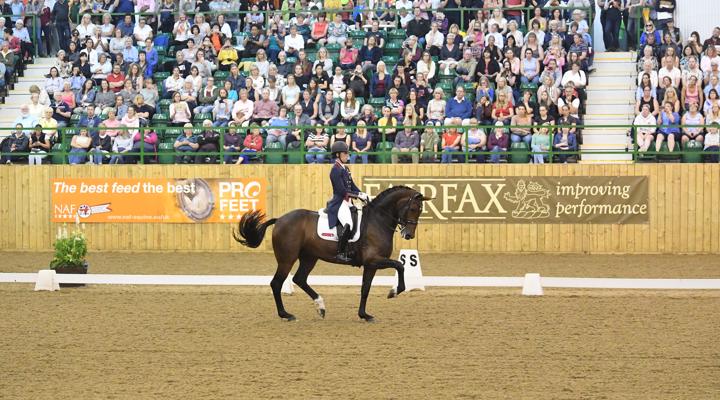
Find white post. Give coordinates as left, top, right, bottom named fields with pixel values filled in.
left=522, top=273, right=543, bottom=296
left=34, top=270, right=60, bottom=291
left=396, top=249, right=425, bottom=292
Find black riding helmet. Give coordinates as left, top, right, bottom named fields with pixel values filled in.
left=331, top=141, right=349, bottom=157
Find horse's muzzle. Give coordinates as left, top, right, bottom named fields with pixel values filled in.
left=402, top=233, right=414, bottom=240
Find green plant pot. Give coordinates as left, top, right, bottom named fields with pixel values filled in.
left=53, top=261, right=89, bottom=288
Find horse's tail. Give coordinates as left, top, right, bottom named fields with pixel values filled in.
left=233, top=210, right=277, bottom=248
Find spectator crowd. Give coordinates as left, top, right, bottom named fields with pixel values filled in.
left=2, top=0, right=602, bottom=164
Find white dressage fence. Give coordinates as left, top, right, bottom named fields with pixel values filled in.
left=1, top=271, right=720, bottom=295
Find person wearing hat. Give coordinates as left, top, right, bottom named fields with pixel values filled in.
left=326, top=140, right=368, bottom=262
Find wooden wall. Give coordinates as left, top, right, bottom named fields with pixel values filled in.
left=1, top=164, right=718, bottom=254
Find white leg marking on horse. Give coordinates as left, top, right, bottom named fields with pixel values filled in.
left=314, top=296, right=326, bottom=310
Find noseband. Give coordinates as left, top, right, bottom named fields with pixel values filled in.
left=396, top=194, right=423, bottom=232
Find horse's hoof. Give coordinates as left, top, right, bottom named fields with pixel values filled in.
left=317, top=308, right=326, bottom=319
left=387, top=288, right=397, bottom=299
left=280, top=314, right=296, bottom=322
left=359, top=314, right=376, bottom=323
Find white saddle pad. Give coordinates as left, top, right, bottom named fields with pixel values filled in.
left=317, top=208, right=363, bottom=242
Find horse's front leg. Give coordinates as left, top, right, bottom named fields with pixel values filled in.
left=385, top=259, right=405, bottom=299
left=358, top=266, right=377, bottom=322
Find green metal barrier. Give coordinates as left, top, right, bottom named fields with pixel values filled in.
left=2, top=122, right=719, bottom=165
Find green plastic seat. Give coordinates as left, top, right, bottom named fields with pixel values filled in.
left=213, top=70, right=229, bottom=81
left=51, top=143, right=66, bottom=164
left=193, top=113, right=213, bottom=123
left=286, top=142, right=304, bottom=164
left=369, top=97, right=385, bottom=106
left=657, top=141, right=681, bottom=161
left=264, top=142, right=284, bottom=164
left=510, top=142, right=529, bottom=164
left=683, top=140, right=703, bottom=163
left=375, top=141, right=394, bottom=164
left=157, top=142, right=175, bottom=164
left=381, top=55, right=398, bottom=67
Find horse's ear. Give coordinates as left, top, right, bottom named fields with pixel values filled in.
left=420, top=195, right=434, bottom=201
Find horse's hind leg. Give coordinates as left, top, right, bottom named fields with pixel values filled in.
left=270, top=261, right=296, bottom=321
left=293, top=255, right=325, bottom=318
left=358, top=267, right=377, bottom=322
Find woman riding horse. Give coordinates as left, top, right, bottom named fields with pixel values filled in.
left=327, top=141, right=369, bottom=263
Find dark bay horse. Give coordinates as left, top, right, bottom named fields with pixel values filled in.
left=234, top=186, right=429, bottom=322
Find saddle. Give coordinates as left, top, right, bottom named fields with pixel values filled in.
left=316, top=207, right=362, bottom=243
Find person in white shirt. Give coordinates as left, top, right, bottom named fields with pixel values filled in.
left=164, top=68, right=185, bottom=96
left=133, top=18, right=153, bottom=47
left=231, top=89, right=255, bottom=126
left=637, top=60, right=659, bottom=89
left=682, top=56, right=703, bottom=87
left=704, top=123, right=720, bottom=162
left=424, top=22, right=444, bottom=55
left=91, top=53, right=112, bottom=81
left=283, top=25, right=305, bottom=56
left=76, top=13, right=96, bottom=38
left=633, top=104, right=657, bottom=152
left=485, top=23, right=504, bottom=49
left=701, top=46, right=720, bottom=73
left=561, top=62, right=587, bottom=89
left=659, top=56, right=682, bottom=88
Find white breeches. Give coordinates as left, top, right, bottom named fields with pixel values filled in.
left=338, top=200, right=353, bottom=229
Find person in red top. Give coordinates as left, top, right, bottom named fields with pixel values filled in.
left=308, top=14, right=329, bottom=47
left=3, top=30, right=20, bottom=55
left=491, top=92, right=515, bottom=125
left=107, top=64, right=126, bottom=93
left=237, top=124, right=264, bottom=164
left=441, top=118, right=464, bottom=163
left=505, top=0, right=524, bottom=25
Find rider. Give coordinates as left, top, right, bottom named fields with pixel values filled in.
left=328, top=141, right=369, bottom=262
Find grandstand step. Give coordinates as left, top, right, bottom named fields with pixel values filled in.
left=593, top=52, right=633, bottom=61
left=578, top=159, right=634, bottom=164
left=585, top=89, right=636, bottom=101
left=10, top=80, right=46, bottom=93
left=588, top=75, right=636, bottom=85
left=586, top=103, right=635, bottom=115
left=586, top=83, right=635, bottom=91
left=589, top=62, right=637, bottom=74
left=582, top=134, right=630, bottom=146
left=583, top=113, right=634, bottom=122
left=583, top=128, right=630, bottom=136
left=578, top=152, right=634, bottom=162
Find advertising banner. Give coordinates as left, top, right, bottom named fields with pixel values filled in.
left=51, top=178, right=267, bottom=223
left=363, top=177, right=649, bottom=224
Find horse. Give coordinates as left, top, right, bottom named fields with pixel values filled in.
left=234, top=186, right=430, bottom=322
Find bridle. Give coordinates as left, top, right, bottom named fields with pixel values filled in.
left=363, top=192, right=423, bottom=233
left=396, top=193, right=423, bottom=232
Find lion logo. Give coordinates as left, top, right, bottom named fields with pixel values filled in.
left=503, top=180, right=551, bottom=219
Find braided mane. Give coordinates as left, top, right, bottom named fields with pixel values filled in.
left=367, top=186, right=414, bottom=208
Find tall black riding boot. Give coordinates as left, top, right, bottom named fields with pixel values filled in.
left=336, top=223, right=352, bottom=263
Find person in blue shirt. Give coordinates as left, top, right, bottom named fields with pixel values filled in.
left=117, top=14, right=135, bottom=37
left=656, top=101, right=681, bottom=153
left=444, top=86, right=472, bottom=124
left=143, top=38, right=159, bottom=78
left=326, top=141, right=368, bottom=262
left=174, top=123, right=200, bottom=163
left=553, top=126, right=578, bottom=163
left=77, top=105, right=101, bottom=135
left=121, top=37, right=139, bottom=63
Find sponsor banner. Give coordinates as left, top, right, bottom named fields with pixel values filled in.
left=51, top=178, right=266, bottom=223
left=363, top=177, right=649, bottom=224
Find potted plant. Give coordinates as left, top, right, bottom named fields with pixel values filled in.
left=50, top=222, right=89, bottom=288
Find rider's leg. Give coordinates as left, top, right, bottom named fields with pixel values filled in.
left=336, top=200, right=353, bottom=261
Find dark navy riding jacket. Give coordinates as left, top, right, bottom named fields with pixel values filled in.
left=327, top=160, right=360, bottom=228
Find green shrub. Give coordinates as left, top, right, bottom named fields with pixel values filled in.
left=50, top=225, right=88, bottom=269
